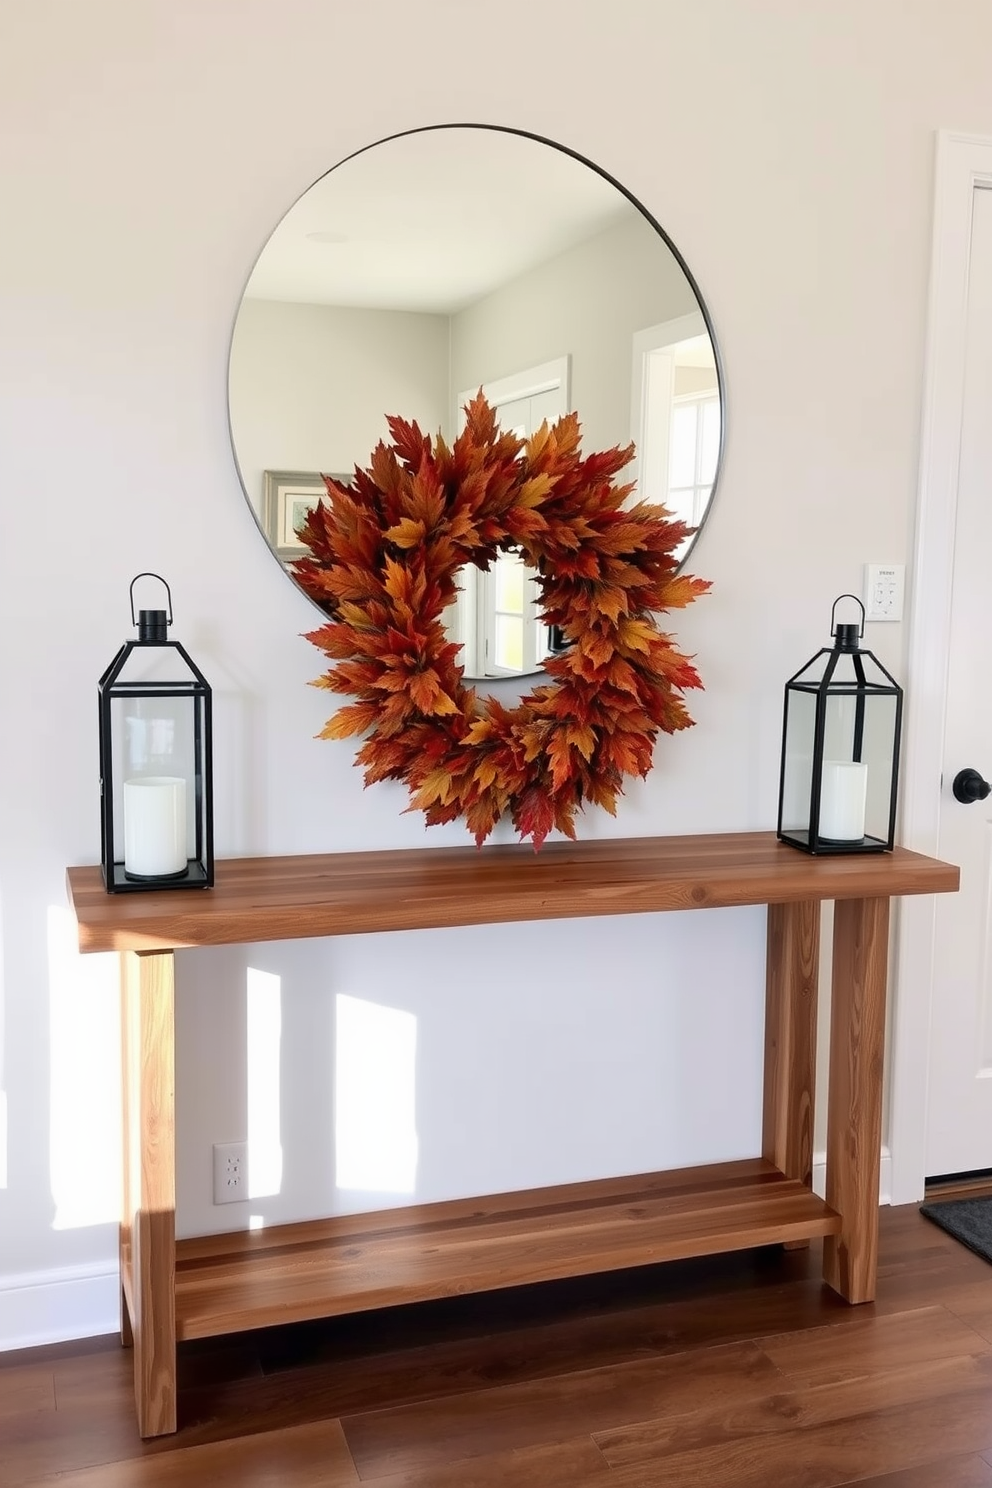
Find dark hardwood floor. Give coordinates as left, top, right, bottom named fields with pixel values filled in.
left=5, top=1204, right=992, bottom=1485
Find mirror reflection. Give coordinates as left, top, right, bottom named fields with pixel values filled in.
left=229, top=125, right=723, bottom=679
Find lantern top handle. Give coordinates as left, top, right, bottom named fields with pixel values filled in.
left=830, top=593, right=865, bottom=651
left=129, top=573, right=173, bottom=643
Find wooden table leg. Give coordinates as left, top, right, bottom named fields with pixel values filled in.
left=763, top=900, right=820, bottom=1187
left=823, top=895, right=889, bottom=1303
left=120, top=953, right=134, bottom=1350
left=121, top=949, right=177, bottom=1437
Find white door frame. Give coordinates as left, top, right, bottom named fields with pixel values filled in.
left=629, top=311, right=707, bottom=502
left=889, top=131, right=992, bottom=1204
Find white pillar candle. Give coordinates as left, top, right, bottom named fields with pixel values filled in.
left=819, top=760, right=868, bottom=842
left=123, top=776, right=187, bottom=877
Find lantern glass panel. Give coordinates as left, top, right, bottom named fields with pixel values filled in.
left=109, top=692, right=199, bottom=873
left=861, top=693, right=899, bottom=841
left=102, top=639, right=210, bottom=888
left=781, top=687, right=816, bottom=835
left=822, top=689, right=859, bottom=763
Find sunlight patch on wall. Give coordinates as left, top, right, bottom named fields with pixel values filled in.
left=47, top=906, right=120, bottom=1229
left=335, top=993, right=418, bottom=1194
left=246, top=967, right=283, bottom=1200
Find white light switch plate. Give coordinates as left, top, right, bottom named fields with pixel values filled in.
left=864, top=564, right=904, bottom=622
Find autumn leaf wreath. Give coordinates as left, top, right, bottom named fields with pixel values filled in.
left=292, top=393, right=710, bottom=848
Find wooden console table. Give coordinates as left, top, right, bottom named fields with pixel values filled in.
left=66, top=831, right=958, bottom=1438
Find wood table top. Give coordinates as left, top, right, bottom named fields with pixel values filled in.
left=65, top=831, right=960, bottom=953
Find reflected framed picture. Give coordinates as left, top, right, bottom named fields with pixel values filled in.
left=262, top=470, right=344, bottom=561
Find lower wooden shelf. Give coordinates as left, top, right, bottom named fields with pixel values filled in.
left=174, top=1157, right=841, bottom=1342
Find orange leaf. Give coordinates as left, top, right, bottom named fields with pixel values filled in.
left=473, top=756, right=500, bottom=790
left=318, top=701, right=380, bottom=740
left=384, top=517, right=427, bottom=549
left=408, top=768, right=454, bottom=811
left=617, top=618, right=656, bottom=654
left=564, top=723, right=597, bottom=760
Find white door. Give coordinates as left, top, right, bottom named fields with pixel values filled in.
left=924, top=181, right=992, bottom=1178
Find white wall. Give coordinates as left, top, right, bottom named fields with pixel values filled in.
left=451, top=212, right=700, bottom=451
left=2, top=0, right=992, bottom=1348
left=231, top=210, right=690, bottom=516
left=230, top=299, right=450, bottom=508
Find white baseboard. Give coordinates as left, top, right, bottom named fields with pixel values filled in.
left=0, top=1261, right=119, bottom=1353
left=812, top=1146, right=892, bottom=1205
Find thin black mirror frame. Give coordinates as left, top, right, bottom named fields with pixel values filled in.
left=227, top=121, right=727, bottom=674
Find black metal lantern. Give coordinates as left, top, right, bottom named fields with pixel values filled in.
left=98, top=574, right=214, bottom=892
left=777, top=595, right=903, bottom=855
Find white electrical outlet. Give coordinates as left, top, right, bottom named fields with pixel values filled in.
left=213, top=1141, right=248, bottom=1204
left=864, top=563, right=905, bottom=622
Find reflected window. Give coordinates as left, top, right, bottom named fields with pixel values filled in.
left=479, top=549, right=551, bottom=677
left=632, top=314, right=721, bottom=545
left=669, top=391, right=720, bottom=527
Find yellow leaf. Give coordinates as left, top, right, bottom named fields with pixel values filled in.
left=473, top=757, right=500, bottom=790
left=515, top=473, right=553, bottom=509
left=564, top=723, right=597, bottom=760
left=384, top=517, right=426, bottom=548
left=618, top=618, right=655, bottom=654
left=657, top=573, right=713, bottom=610
left=462, top=720, right=496, bottom=746
left=525, top=422, right=551, bottom=462
left=408, top=768, right=453, bottom=810
left=318, top=701, right=380, bottom=740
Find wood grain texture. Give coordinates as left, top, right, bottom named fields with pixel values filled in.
left=594, top=1352, right=992, bottom=1471
left=6, top=1207, right=992, bottom=1488
left=120, top=956, right=134, bottom=1352
left=0, top=1362, right=55, bottom=1418
left=763, top=899, right=820, bottom=1185
left=356, top=1437, right=615, bottom=1488
left=173, top=1161, right=840, bottom=1341
left=599, top=1378, right=992, bottom=1488
left=340, top=1338, right=779, bottom=1479
left=26, top=1418, right=360, bottom=1486
left=759, top=1304, right=991, bottom=1386
left=65, top=832, right=959, bottom=953
left=823, top=896, right=890, bottom=1302
left=926, top=1175, right=992, bottom=1202
left=122, top=949, right=178, bottom=1438
left=860, top=1459, right=992, bottom=1487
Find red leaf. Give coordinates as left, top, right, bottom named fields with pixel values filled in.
left=513, top=785, right=556, bottom=849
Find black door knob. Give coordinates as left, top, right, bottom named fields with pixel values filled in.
left=953, top=768, right=992, bottom=804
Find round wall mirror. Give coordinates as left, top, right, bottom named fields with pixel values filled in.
left=229, top=124, right=724, bottom=680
